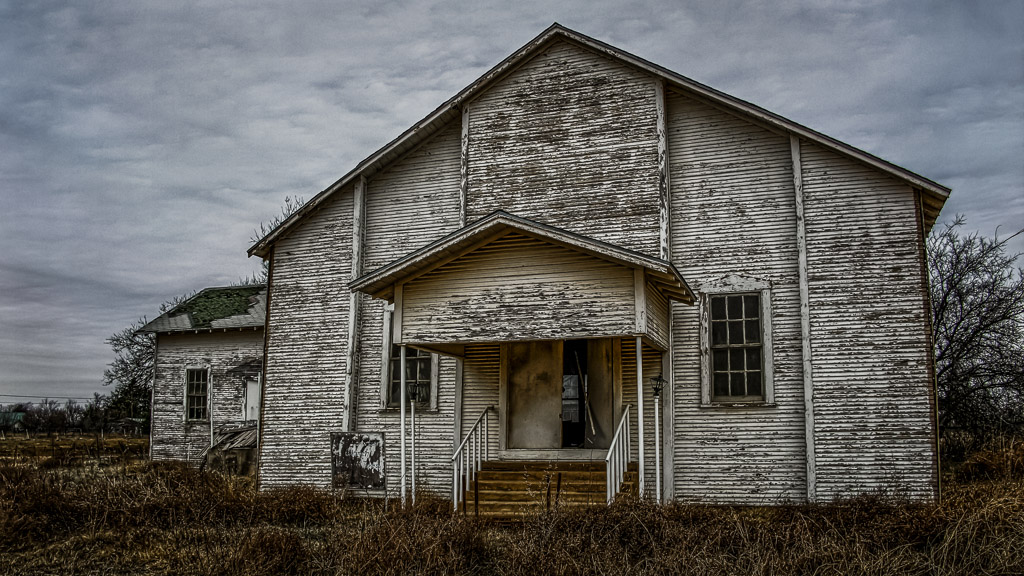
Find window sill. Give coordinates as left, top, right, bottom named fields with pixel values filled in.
left=377, top=407, right=439, bottom=415
left=700, top=402, right=777, bottom=409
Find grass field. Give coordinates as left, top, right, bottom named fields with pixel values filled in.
left=0, top=433, right=148, bottom=468
left=1, top=438, right=1021, bottom=575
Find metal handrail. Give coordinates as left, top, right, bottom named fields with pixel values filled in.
left=604, top=404, right=633, bottom=504
left=451, top=405, right=492, bottom=511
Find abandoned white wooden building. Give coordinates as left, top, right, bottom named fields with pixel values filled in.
left=153, top=24, right=948, bottom=508
left=142, top=285, right=265, bottom=471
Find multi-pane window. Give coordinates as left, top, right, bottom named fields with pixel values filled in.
left=388, top=345, right=432, bottom=408
left=710, top=294, right=763, bottom=401
left=185, top=368, right=209, bottom=420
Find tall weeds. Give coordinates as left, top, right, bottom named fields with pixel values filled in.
left=1, top=459, right=1021, bottom=575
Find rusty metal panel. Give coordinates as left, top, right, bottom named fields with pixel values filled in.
left=465, top=40, right=661, bottom=256
left=666, top=91, right=808, bottom=504
left=801, top=142, right=936, bottom=501
left=331, top=432, right=385, bottom=489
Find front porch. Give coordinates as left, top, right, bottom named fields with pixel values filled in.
left=350, top=211, right=693, bottom=511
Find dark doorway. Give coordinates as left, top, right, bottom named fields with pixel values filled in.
left=562, top=340, right=588, bottom=448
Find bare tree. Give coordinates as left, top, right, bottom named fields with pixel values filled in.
left=103, top=294, right=191, bottom=431
left=930, top=216, right=1024, bottom=445
left=248, top=195, right=305, bottom=283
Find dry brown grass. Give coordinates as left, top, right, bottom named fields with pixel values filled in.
left=1, top=455, right=1021, bottom=575
left=0, top=433, right=148, bottom=468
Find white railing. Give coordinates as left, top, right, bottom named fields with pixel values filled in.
left=604, top=404, right=633, bottom=504
left=451, top=405, right=492, bottom=512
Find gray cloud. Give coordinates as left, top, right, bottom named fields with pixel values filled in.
left=1, top=0, right=1021, bottom=402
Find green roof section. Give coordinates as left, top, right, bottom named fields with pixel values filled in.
left=178, top=285, right=264, bottom=328
left=140, top=285, right=267, bottom=334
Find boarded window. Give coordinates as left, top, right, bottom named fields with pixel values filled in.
left=331, top=432, right=385, bottom=489
left=709, top=293, right=764, bottom=401
left=185, top=368, right=209, bottom=420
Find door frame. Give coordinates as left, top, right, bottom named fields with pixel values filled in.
left=497, top=339, right=623, bottom=458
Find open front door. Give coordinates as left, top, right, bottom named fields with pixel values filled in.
left=507, top=341, right=562, bottom=449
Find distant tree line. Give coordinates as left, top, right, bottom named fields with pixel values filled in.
left=0, top=394, right=142, bottom=436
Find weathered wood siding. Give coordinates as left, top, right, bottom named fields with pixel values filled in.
left=259, top=188, right=353, bottom=488
left=401, top=233, right=637, bottom=344
left=364, top=122, right=462, bottom=271
left=151, top=331, right=262, bottom=463
left=465, top=40, right=661, bottom=256
left=645, top=283, right=670, bottom=351
left=355, top=122, right=463, bottom=496
left=666, top=92, right=808, bottom=503
left=800, top=142, right=936, bottom=500
left=460, top=344, right=501, bottom=455
left=621, top=339, right=666, bottom=496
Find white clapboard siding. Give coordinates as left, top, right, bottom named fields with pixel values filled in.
left=801, top=142, right=936, bottom=500
left=620, top=338, right=665, bottom=497
left=465, top=40, right=661, bottom=256
left=152, top=331, right=262, bottom=463
left=402, top=233, right=636, bottom=344
left=460, top=344, right=501, bottom=456
left=645, top=283, right=670, bottom=350
left=666, top=91, right=808, bottom=504
left=354, top=122, right=463, bottom=496
left=364, top=121, right=462, bottom=271
left=259, top=188, right=354, bottom=488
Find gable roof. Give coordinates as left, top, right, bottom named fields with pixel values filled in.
left=139, top=285, right=266, bottom=334
left=350, top=210, right=695, bottom=305
left=249, top=23, right=949, bottom=258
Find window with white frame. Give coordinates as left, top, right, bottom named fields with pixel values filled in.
left=185, top=368, right=209, bottom=420
left=387, top=345, right=433, bottom=408
left=700, top=277, right=774, bottom=405
left=380, top=304, right=438, bottom=409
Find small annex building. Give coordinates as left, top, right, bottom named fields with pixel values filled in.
left=141, top=285, right=265, bottom=471
left=151, top=24, right=948, bottom=506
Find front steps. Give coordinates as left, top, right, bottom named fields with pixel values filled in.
left=461, top=460, right=638, bottom=519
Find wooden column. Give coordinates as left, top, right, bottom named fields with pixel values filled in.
left=635, top=336, right=645, bottom=498
left=655, top=79, right=671, bottom=261
left=791, top=135, right=817, bottom=502
left=460, top=105, right=470, bottom=227
left=400, top=344, right=408, bottom=507
left=342, top=176, right=366, bottom=432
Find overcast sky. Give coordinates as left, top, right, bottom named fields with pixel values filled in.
left=1, top=0, right=1021, bottom=405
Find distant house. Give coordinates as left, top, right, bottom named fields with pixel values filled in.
left=140, top=285, right=265, bottom=465
left=0, top=411, right=25, bottom=433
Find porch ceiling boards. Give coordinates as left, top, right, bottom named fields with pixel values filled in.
left=350, top=211, right=694, bottom=352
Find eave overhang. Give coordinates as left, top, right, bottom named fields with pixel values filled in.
left=350, top=210, right=695, bottom=305
left=248, top=23, right=949, bottom=259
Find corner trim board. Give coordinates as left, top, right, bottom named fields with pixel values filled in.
left=791, top=134, right=817, bottom=502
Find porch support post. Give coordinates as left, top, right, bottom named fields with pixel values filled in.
left=400, top=345, right=408, bottom=507
left=411, top=385, right=416, bottom=505
left=635, top=336, right=645, bottom=498
left=654, top=392, right=661, bottom=504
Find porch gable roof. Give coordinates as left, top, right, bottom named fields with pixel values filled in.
left=350, top=210, right=694, bottom=305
